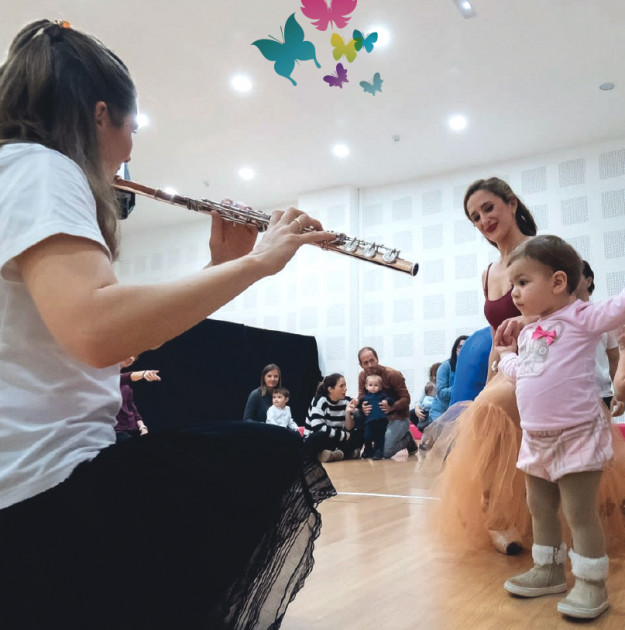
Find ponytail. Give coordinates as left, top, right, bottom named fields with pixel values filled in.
left=0, top=20, right=137, bottom=259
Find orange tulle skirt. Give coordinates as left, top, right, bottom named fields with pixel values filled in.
left=421, top=372, right=625, bottom=555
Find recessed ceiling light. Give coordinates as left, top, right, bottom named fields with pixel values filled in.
left=448, top=115, right=468, bottom=131
left=136, top=113, right=149, bottom=129
left=453, top=0, right=476, bottom=19
left=599, top=82, right=615, bottom=91
left=368, top=25, right=391, bottom=47
left=231, top=74, right=253, bottom=93
left=238, top=167, right=255, bottom=180
left=332, top=144, right=350, bottom=158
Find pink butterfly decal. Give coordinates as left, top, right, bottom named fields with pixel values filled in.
left=301, top=0, right=358, bottom=32
left=323, top=63, right=349, bottom=88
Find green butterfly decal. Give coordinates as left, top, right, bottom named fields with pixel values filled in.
left=252, top=14, right=321, bottom=86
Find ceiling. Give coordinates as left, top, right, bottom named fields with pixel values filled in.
left=2, top=1, right=625, bottom=234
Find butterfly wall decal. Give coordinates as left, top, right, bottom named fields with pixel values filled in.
left=353, top=29, right=377, bottom=53
left=360, top=72, right=383, bottom=95
left=331, top=33, right=357, bottom=63
left=300, top=0, right=358, bottom=31
left=252, top=14, right=320, bottom=86
left=323, top=63, right=349, bottom=88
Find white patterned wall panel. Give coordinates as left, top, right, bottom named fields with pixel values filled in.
left=454, top=254, right=477, bottom=280
left=455, top=290, right=480, bottom=317
left=326, top=303, right=346, bottom=327
left=422, top=224, right=445, bottom=249
left=521, top=166, right=547, bottom=194
left=602, top=190, right=625, bottom=218
left=421, top=259, right=445, bottom=284
left=559, top=159, right=586, bottom=187
left=423, top=330, right=446, bottom=356
left=393, top=298, right=414, bottom=323
left=454, top=219, right=477, bottom=244
left=604, top=230, right=625, bottom=260
left=423, top=294, right=445, bottom=319
left=567, top=235, right=592, bottom=262
left=607, top=271, right=625, bottom=297
left=392, top=197, right=412, bottom=221
left=422, top=190, right=442, bottom=215
left=561, top=196, right=589, bottom=225
left=599, top=149, right=625, bottom=180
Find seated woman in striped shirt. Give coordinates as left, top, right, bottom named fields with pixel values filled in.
left=304, top=373, right=363, bottom=463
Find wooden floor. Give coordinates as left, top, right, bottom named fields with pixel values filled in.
left=283, top=452, right=625, bottom=629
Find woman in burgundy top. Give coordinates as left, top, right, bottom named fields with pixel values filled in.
left=424, top=177, right=536, bottom=555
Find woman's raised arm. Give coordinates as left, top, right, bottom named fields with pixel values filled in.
left=17, top=208, right=332, bottom=368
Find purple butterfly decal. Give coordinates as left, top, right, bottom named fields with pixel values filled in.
left=323, top=63, right=349, bottom=88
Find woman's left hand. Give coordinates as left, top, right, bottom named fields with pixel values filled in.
left=208, top=209, right=258, bottom=266
left=495, top=314, right=537, bottom=347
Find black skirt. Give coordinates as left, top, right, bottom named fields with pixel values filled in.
left=0, top=422, right=335, bottom=629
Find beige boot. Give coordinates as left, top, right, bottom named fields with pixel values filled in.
left=504, top=543, right=567, bottom=597
left=557, top=550, right=609, bottom=619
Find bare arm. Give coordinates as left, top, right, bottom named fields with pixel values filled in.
left=607, top=346, right=619, bottom=384
left=17, top=209, right=332, bottom=368
left=614, top=329, right=625, bottom=402
left=344, top=398, right=358, bottom=430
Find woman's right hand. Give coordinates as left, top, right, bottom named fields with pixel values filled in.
left=248, top=208, right=334, bottom=276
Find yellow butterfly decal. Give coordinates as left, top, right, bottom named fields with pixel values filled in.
left=330, top=33, right=357, bottom=63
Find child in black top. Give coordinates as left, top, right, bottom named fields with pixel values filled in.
left=360, top=374, right=394, bottom=459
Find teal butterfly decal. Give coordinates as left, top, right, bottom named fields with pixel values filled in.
left=353, top=30, right=378, bottom=53
left=252, top=14, right=321, bottom=86
left=360, top=72, right=383, bottom=95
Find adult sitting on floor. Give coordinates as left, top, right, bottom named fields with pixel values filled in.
left=357, top=347, right=417, bottom=458
left=304, top=373, right=362, bottom=463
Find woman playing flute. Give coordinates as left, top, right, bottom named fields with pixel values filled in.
left=0, top=19, right=336, bottom=629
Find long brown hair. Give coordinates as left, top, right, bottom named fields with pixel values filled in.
left=463, top=178, right=537, bottom=248
left=0, top=20, right=137, bottom=259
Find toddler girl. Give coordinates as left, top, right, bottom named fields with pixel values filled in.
left=494, top=235, right=625, bottom=620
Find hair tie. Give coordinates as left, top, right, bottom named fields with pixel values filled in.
left=54, top=20, right=72, bottom=29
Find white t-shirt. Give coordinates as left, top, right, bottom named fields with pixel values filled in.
left=0, top=143, right=120, bottom=510
left=595, top=330, right=618, bottom=398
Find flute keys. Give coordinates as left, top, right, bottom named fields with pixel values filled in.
left=363, top=243, right=378, bottom=258
left=383, top=249, right=399, bottom=264
left=343, top=237, right=359, bottom=253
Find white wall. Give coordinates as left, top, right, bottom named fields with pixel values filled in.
left=116, top=138, right=625, bottom=402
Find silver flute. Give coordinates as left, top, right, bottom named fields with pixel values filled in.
left=113, top=177, right=419, bottom=276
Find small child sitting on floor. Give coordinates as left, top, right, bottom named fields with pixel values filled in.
left=266, top=387, right=299, bottom=432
